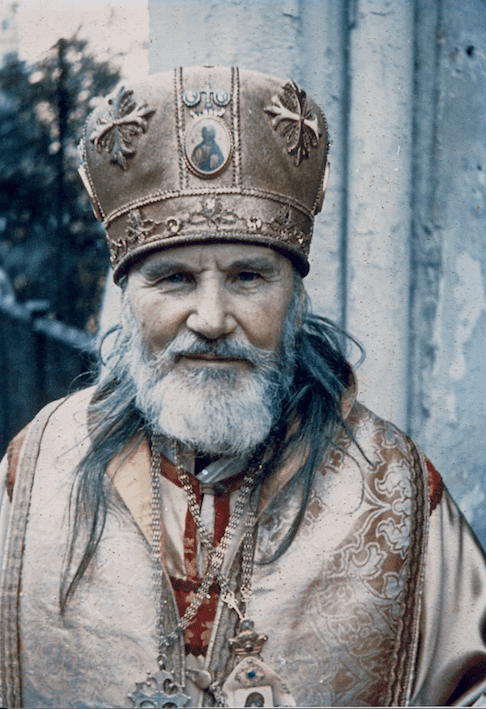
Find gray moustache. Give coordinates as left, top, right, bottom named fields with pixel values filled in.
left=164, top=337, right=276, bottom=369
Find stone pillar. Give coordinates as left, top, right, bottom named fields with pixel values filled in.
left=345, top=0, right=414, bottom=429
left=410, top=0, right=486, bottom=544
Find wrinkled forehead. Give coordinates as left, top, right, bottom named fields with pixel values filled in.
left=126, top=240, right=298, bottom=279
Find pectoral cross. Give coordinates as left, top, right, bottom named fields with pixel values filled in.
left=128, top=662, right=190, bottom=708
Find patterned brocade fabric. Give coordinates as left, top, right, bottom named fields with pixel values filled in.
left=3, top=402, right=443, bottom=673
left=3, top=392, right=471, bottom=707
left=242, top=403, right=429, bottom=707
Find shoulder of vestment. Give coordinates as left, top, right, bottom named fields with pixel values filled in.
left=5, top=387, right=95, bottom=500
left=341, top=401, right=443, bottom=514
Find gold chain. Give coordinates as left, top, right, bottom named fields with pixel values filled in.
left=151, top=435, right=259, bottom=653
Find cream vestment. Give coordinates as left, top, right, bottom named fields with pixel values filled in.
left=1, top=388, right=486, bottom=707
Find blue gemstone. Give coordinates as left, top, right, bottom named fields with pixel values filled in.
left=247, top=670, right=257, bottom=680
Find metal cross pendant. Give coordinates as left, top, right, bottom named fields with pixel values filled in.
left=128, top=663, right=190, bottom=708
left=199, top=81, right=214, bottom=111
left=221, top=588, right=245, bottom=621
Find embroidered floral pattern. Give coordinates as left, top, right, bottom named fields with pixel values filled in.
left=187, top=196, right=238, bottom=228
left=265, top=80, right=321, bottom=166
left=107, top=208, right=161, bottom=264
left=252, top=404, right=426, bottom=707
left=268, top=205, right=310, bottom=250
left=246, top=216, right=262, bottom=232
left=90, top=87, right=155, bottom=170
left=165, top=217, right=182, bottom=235
left=125, top=208, right=161, bottom=244
left=107, top=199, right=311, bottom=266
left=109, top=236, right=130, bottom=265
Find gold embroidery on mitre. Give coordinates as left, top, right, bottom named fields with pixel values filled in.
left=107, top=208, right=162, bottom=265
left=108, top=235, right=130, bottom=266
left=182, top=81, right=232, bottom=118
left=126, top=208, right=161, bottom=244
left=165, top=216, right=182, bottom=235
left=268, top=205, right=311, bottom=250
left=107, top=198, right=312, bottom=268
left=187, top=196, right=238, bottom=228
left=247, top=216, right=263, bottom=232
left=90, top=86, right=155, bottom=170
left=264, top=80, right=321, bottom=167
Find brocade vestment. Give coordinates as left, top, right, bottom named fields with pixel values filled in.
left=1, top=387, right=486, bottom=707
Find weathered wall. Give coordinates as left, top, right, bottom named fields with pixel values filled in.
left=410, top=0, right=486, bottom=544
left=345, top=0, right=414, bottom=429
left=145, top=0, right=486, bottom=543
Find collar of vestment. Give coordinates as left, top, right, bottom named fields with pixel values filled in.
left=1, top=373, right=433, bottom=707
left=105, top=365, right=358, bottom=535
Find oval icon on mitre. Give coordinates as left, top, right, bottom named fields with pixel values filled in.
left=185, top=115, right=233, bottom=178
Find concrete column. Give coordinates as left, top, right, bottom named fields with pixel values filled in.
left=346, top=0, right=414, bottom=429
left=300, top=2, right=348, bottom=324
left=148, top=0, right=305, bottom=77
left=410, top=0, right=486, bottom=544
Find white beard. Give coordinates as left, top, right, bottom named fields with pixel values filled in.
left=120, top=300, right=297, bottom=457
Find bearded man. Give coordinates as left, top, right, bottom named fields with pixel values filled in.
left=1, top=67, right=486, bottom=709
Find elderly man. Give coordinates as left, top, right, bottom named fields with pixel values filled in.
left=1, top=66, right=486, bottom=708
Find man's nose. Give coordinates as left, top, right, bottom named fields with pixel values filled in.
left=186, top=280, right=237, bottom=340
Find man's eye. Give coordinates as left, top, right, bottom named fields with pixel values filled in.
left=165, top=273, right=190, bottom=284
left=236, top=271, right=260, bottom=282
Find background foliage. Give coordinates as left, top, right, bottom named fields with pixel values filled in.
left=0, top=36, right=120, bottom=329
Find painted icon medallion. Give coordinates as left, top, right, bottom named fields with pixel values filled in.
left=184, top=115, right=233, bottom=178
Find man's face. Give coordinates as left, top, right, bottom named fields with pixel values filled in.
left=121, top=242, right=300, bottom=456
left=125, top=242, right=297, bottom=367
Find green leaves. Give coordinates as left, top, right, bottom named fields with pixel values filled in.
left=0, top=35, right=120, bottom=328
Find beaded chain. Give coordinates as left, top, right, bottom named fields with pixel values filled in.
left=150, top=435, right=259, bottom=655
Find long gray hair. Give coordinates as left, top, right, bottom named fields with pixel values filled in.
left=60, top=286, right=354, bottom=612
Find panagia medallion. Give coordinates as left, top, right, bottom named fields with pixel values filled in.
left=221, top=619, right=296, bottom=707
